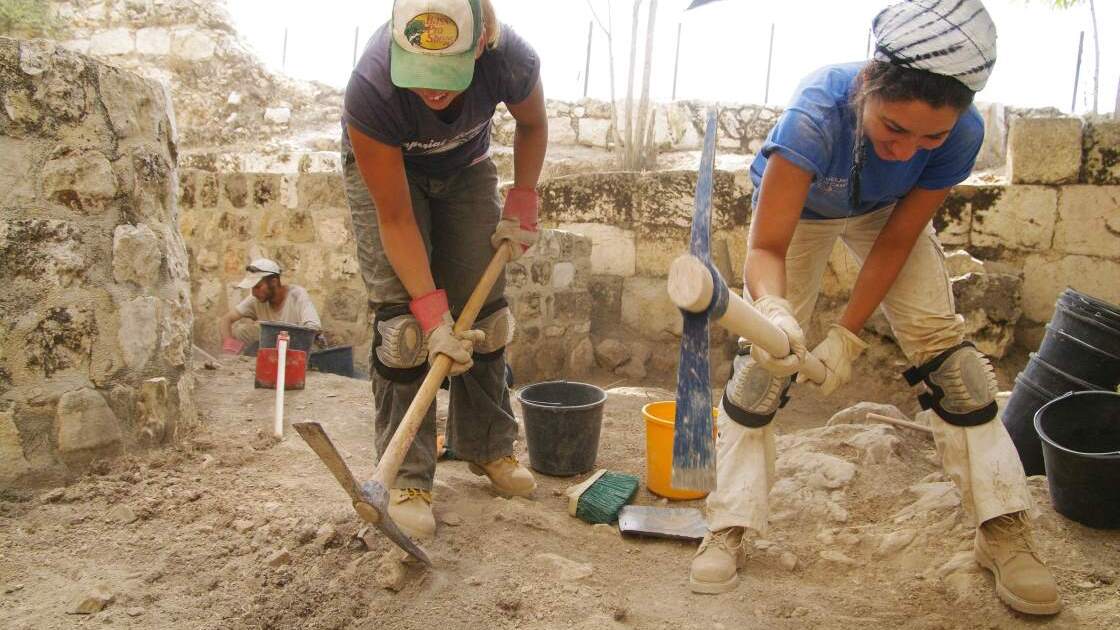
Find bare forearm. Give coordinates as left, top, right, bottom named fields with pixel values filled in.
left=512, top=121, right=547, bottom=189
left=379, top=216, right=436, bottom=299
left=745, top=247, right=787, bottom=301
left=839, top=245, right=910, bottom=333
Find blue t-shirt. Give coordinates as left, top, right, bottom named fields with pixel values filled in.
left=342, top=23, right=540, bottom=177
left=749, top=62, right=984, bottom=220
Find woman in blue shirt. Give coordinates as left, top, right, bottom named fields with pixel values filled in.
left=691, top=0, right=1060, bottom=615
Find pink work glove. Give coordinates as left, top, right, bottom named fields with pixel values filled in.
left=409, top=289, right=485, bottom=377
left=222, top=337, right=245, bottom=355
left=491, top=187, right=539, bottom=260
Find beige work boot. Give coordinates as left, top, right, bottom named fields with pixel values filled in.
left=387, top=488, right=436, bottom=540
left=974, top=511, right=1061, bottom=615
left=689, top=527, right=748, bottom=594
left=468, top=455, right=537, bottom=497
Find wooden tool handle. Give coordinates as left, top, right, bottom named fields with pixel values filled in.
left=373, top=243, right=514, bottom=487
left=866, top=412, right=933, bottom=435
left=667, top=254, right=828, bottom=384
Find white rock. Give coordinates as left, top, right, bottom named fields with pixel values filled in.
left=556, top=223, right=636, bottom=277
left=264, top=107, right=292, bottom=125
left=171, top=29, right=216, bottom=61
left=227, top=91, right=242, bottom=106
left=779, top=552, right=798, bottom=571
left=266, top=549, right=291, bottom=567
left=89, top=28, right=133, bottom=56
left=118, top=297, right=159, bottom=370
left=108, top=505, right=137, bottom=524
left=876, top=529, right=917, bottom=557
left=112, top=224, right=162, bottom=286
left=819, top=550, right=860, bottom=566
left=135, top=28, right=170, bottom=56
left=55, top=389, right=123, bottom=455
left=535, top=553, right=594, bottom=581
left=68, top=588, right=114, bottom=614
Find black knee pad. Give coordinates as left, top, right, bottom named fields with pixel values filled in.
left=468, top=298, right=512, bottom=364
left=903, top=342, right=998, bottom=427
left=722, top=343, right=793, bottom=429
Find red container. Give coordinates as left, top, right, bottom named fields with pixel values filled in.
left=255, top=348, right=307, bottom=390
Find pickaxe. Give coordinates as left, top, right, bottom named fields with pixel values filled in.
left=294, top=242, right=515, bottom=565
left=667, top=109, right=827, bottom=492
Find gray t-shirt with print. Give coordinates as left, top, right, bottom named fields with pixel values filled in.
left=342, top=22, right=540, bottom=178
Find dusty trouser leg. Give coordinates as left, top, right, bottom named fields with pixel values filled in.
left=691, top=217, right=839, bottom=594
left=427, top=159, right=524, bottom=491
left=839, top=208, right=1031, bottom=524
left=342, top=143, right=439, bottom=491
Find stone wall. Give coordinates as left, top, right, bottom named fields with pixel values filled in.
left=1, top=38, right=195, bottom=485
left=177, top=156, right=593, bottom=383
left=535, top=116, right=1120, bottom=369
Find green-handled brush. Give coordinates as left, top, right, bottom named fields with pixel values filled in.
left=565, top=469, right=640, bottom=524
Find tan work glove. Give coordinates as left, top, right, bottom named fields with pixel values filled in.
left=749, top=295, right=807, bottom=377
left=427, top=313, right=485, bottom=377
left=797, top=323, right=869, bottom=396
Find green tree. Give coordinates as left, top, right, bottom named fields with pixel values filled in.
left=0, top=0, right=59, bottom=39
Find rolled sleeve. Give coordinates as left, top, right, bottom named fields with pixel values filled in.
left=760, top=108, right=833, bottom=180
left=917, top=107, right=984, bottom=190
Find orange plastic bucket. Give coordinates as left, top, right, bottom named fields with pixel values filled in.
left=642, top=401, right=717, bottom=500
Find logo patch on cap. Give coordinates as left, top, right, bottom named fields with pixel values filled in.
left=404, top=13, right=460, bottom=51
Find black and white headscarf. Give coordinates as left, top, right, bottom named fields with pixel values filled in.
left=872, top=0, right=998, bottom=92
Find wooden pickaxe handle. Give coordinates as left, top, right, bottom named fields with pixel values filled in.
left=667, top=253, right=829, bottom=384
left=372, top=242, right=514, bottom=488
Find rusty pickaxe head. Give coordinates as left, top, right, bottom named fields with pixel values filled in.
left=293, top=422, right=431, bottom=565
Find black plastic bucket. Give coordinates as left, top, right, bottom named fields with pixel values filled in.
left=1058, top=289, right=1120, bottom=331
left=1037, top=325, right=1120, bottom=390
left=1050, top=299, right=1120, bottom=358
left=517, top=381, right=607, bottom=476
left=259, top=321, right=317, bottom=354
left=1003, top=376, right=1057, bottom=476
left=1021, top=353, right=1100, bottom=398
left=309, top=345, right=354, bottom=378
left=1034, top=391, right=1120, bottom=529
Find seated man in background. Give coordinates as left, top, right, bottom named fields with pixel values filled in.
left=219, top=258, right=323, bottom=355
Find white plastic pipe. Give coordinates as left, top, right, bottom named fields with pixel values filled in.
left=274, top=332, right=288, bottom=439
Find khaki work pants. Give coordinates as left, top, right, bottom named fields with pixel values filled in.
left=707, top=205, right=1032, bottom=533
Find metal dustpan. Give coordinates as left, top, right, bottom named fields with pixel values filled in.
left=617, top=505, right=708, bottom=541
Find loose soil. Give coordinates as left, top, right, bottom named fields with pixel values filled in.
left=1, top=355, right=1117, bottom=629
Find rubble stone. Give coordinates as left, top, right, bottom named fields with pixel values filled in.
left=112, top=224, right=163, bottom=286
left=90, top=28, right=133, bottom=56
left=594, top=339, right=631, bottom=370
left=1053, top=186, right=1120, bottom=258
left=135, top=28, right=171, bottom=56
left=55, top=388, right=123, bottom=455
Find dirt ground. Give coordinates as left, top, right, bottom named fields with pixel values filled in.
left=2, top=353, right=1118, bottom=630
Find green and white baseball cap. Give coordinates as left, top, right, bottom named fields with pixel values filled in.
left=390, top=0, right=483, bottom=92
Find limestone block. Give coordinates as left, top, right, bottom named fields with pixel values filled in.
left=634, top=227, right=688, bottom=278
left=552, top=262, right=575, bottom=289
left=60, top=39, right=90, bottom=55
left=1022, top=253, right=1120, bottom=323
left=280, top=174, right=299, bottom=209
left=568, top=337, right=595, bottom=376
left=328, top=252, right=359, bottom=280
left=1083, top=121, right=1120, bottom=185
left=973, top=102, right=1007, bottom=171
left=1, top=218, right=86, bottom=289
left=135, top=378, right=169, bottom=444
left=0, top=406, right=31, bottom=482
left=98, top=65, right=163, bottom=140
left=1008, top=117, right=1081, bottom=185
left=547, top=117, right=578, bottom=145
left=118, top=297, right=158, bottom=370
left=952, top=272, right=1022, bottom=358
left=135, top=28, right=170, bottom=56
left=588, top=275, right=622, bottom=334
left=621, top=277, right=681, bottom=340
left=935, top=186, right=982, bottom=247
left=89, top=28, right=134, bottom=56
left=556, top=223, right=635, bottom=277
left=1053, top=186, right=1120, bottom=258
left=594, top=339, right=630, bottom=370
left=252, top=176, right=280, bottom=208
left=325, top=288, right=364, bottom=322
left=577, top=117, right=613, bottom=149
left=970, top=185, right=1057, bottom=251
left=55, top=388, right=123, bottom=455
left=112, top=224, right=162, bottom=286
left=540, top=173, right=637, bottom=225
left=41, top=152, right=117, bottom=213
left=159, top=301, right=192, bottom=368
left=297, top=173, right=348, bottom=210
left=264, top=107, right=291, bottom=125
left=177, top=374, right=198, bottom=430
left=171, top=29, right=216, bottom=61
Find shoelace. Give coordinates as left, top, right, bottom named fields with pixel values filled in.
left=699, top=528, right=746, bottom=555
left=397, top=488, right=432, bottom=504
left=984, top=513, right=1036, bottom=557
